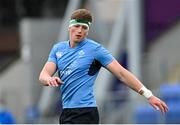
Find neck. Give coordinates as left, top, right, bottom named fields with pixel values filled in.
left=69, top=40, right=78, bottom=48
left=69, top=38, right=86, bottom=48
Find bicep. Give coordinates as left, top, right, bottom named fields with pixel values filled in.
left=106, top=60, right=143, bottom=91
left=106, top=59, right=124, bottom=79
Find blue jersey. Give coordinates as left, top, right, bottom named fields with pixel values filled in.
left=48, top=38, right=114, bottom=108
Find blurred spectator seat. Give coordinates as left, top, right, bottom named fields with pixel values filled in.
left=160, top=83, right=180, bottom=123
left=134, top=105, right=160, bottom=124
left=0, top=110, right=16, bottom=124
left=160, top=83, right=180, bottom=104
left=165, top=102, right=180, bottom=123
left=0, top=90, right=16, bottom=124
left=24, top=106, right=39, bottom=123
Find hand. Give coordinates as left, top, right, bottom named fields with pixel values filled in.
left=46, top=76, right=64, bottom=87
left=148, top=96, right=168, bottom=114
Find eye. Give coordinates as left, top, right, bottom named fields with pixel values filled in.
left=74, top=24, right=80, bottom=28
left=82, top=25, right=88, bottom=30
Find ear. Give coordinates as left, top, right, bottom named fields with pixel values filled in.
left=86, top=31, right=89, bottom=36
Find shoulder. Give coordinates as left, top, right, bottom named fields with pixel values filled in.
left=85, top=38, right=101, bottom=48
left=54, top=41, right=68, bottom=48
left=85, top=39, right=108, bottom=52
left=52, top=41, right=68, bottom=50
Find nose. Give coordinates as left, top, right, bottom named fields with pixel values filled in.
left=77, top=26, right=83, bottom=32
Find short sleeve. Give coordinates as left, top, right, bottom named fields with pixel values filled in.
left=47, top=45, right=58, bottom=64
left=94, top=45, right=114, bottom=67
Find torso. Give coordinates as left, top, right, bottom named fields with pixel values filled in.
left=48, top=38, right=114, bottom=108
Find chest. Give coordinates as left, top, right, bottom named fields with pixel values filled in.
left=56, top=49, right=94, bottom=71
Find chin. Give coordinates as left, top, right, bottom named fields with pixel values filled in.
left=76, top=38, right=83, bottom=42
left=74, top=40, right=81, bottom=43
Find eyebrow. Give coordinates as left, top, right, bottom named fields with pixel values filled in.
left=74, top=24, right=88, bottom=29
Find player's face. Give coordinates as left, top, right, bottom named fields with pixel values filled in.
left=69, top=24, right=89, bottom=43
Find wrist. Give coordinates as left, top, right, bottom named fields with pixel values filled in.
left=44, top=76, right=52, bottom=86
left=138, top=86, right=153, bottom=99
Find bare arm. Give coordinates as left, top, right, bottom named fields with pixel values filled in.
left=106, top=59, right=168, bottom=114
left=106, top=59, right=143, bottom=92
left=39, top=62, right=63, bottom=86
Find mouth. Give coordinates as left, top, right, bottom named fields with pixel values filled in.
left=75, top=35, right=82, bottom=38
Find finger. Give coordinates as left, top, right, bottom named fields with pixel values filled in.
left=47, top=77, right=61, bottom=87
left=47, top=81, right=53, bottom=86
left=59, top=79, right=64, bottom=84
left=47, top=79, right=52, bottom=86
left=51, top=80, right=59, bottom=87
left=54, top=77, right=60, bottom=83
left=162, top=101, right=168, bottom=112
left=46, top=77, right=54, bottom=86
left=158, top=101, right=168, bottom=114
left=51, top=78, right=59, bottom=86
left=54, top=77, right=64, bottom=85
left=157, top=103, right=165, bottom=115
left=48, top=79, right=57, bottom=87
left=152, top=104, right=160, bottom=111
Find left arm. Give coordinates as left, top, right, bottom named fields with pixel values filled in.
left=106, top=59, right=143, bottom=92
left=106, top=59, right=168, bottom=114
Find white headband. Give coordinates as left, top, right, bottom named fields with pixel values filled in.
left=69, top=19, right=91, bottom=30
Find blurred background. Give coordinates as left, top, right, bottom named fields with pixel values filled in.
left=0, top=0, right=180, bottom=124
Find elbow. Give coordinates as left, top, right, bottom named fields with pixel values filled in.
left=39, top=75, right=42, bottom=82
left=39, top=72, right=48, bottom=86
left=39, top=73, right=43, bottom=83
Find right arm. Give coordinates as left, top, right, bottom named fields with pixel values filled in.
left=39, top=62, right=63, bottom=86
left=106, top=59, right=168, bottom=114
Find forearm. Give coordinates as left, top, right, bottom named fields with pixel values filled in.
left=120, top=67, right=168, bottom=113
left=119, top=68, right=143, bottom=92
left=39, top=70, right=52, bottom=86
left=39, top=62, right=57, bottom=86
left=107, top=60, right=153, bottom=99
left=120, top=68, right=153, bottom=99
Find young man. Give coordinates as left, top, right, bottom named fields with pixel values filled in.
left=39, top=9, right=168, bottom=124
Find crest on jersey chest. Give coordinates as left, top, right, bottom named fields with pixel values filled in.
left=56, top=51, right=63, bottom=58
left=78, top=50, right=85, bottom=58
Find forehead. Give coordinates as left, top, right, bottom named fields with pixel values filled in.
left=71, top=24, right=89, bottom=29
left=74, top=24, right=87, bottom=27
